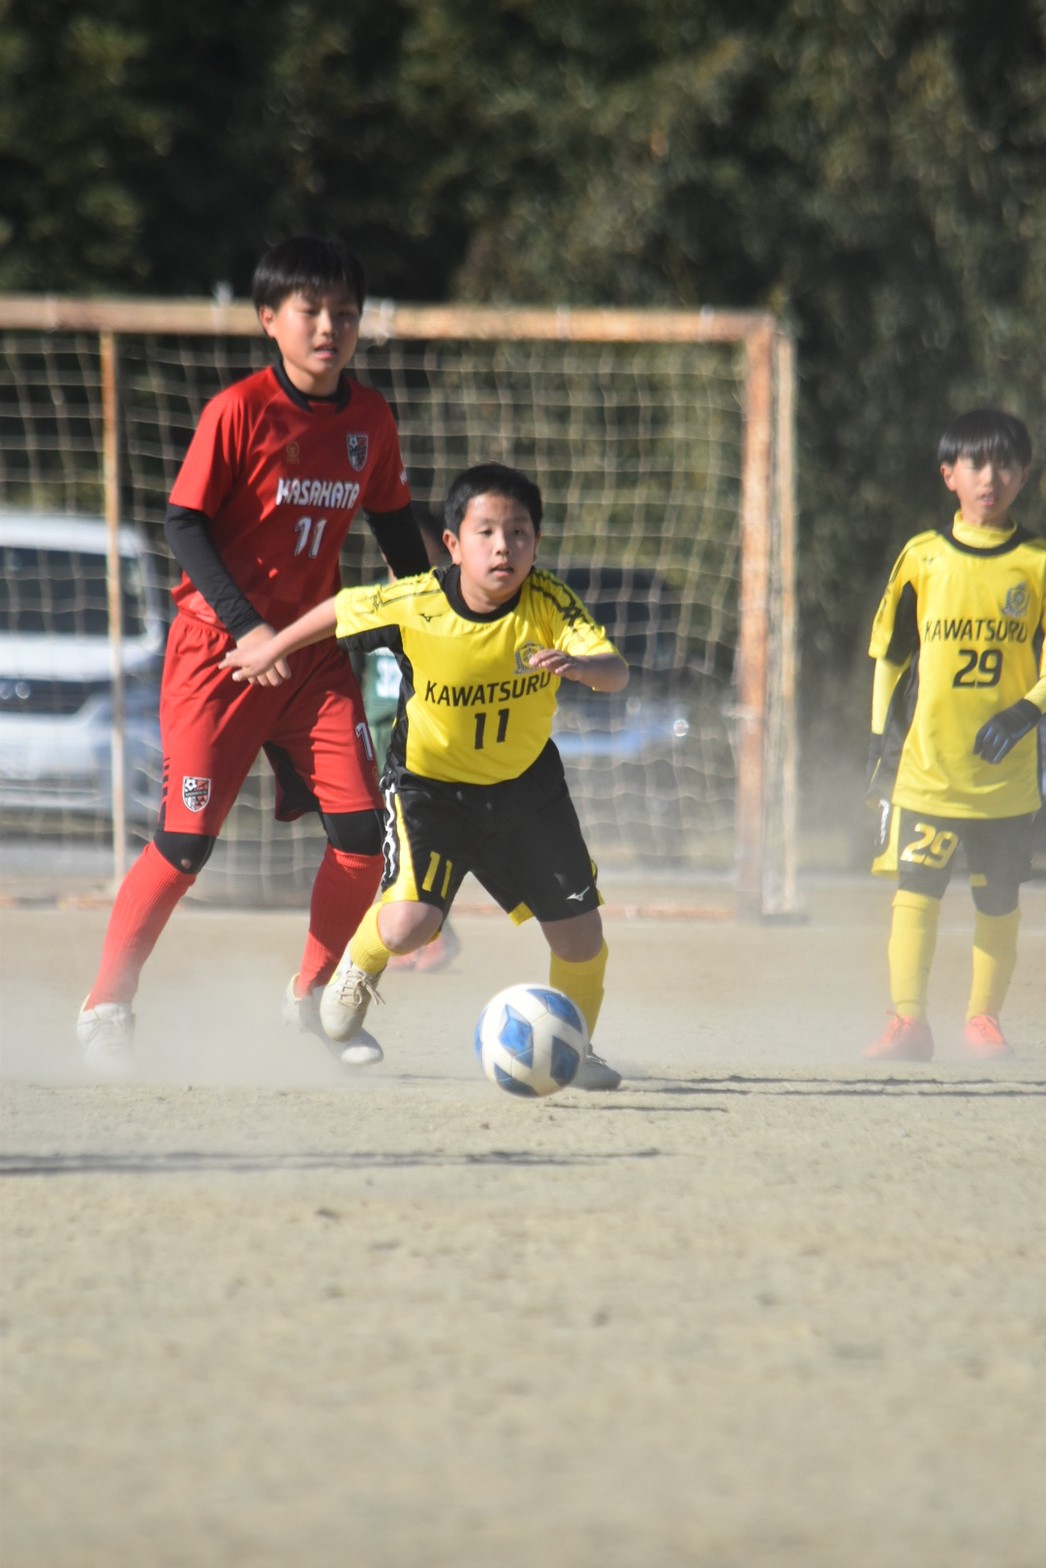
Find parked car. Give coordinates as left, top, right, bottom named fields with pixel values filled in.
left=549, top=564, right=728, bottom=862
left=0, top=512, right=167, bottom=825
left=551, top=564, right=695, bottom=752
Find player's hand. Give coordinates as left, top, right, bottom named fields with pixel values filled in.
left=220, top=624, right=291, bottom=687
left=527, top=648, right=584, bottom=681
left=972, top=699, right=1041, bottom=764
left=528, top=648, right=629, bottom=693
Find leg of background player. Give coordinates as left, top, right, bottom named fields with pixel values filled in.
left=77, top=843, right=197, bottom=1075
left=964, top=907, right=1020, bottom=1059
left=295, top=845, right=382, bottom=993
left=865, top=889, right=939, bottom=1061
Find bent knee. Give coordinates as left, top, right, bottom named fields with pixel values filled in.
left=542, top=911, right=605, bottom=964
left=377, top=901, right=443, bottom=953
left=321, top=809, right=384, bottom=857
left=972, top=881, right=1020, bottom=917
left=153, top=830, right=216, bottom=875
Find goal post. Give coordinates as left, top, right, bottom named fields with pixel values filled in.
left=0, top=297, right=798, bottom=916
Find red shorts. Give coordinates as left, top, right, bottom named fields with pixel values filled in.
left=157, top=614, right=382, bottom=836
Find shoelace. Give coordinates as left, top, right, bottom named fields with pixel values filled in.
left=334, top=968, right=384, bottom=1009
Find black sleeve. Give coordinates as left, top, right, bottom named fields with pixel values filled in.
left=337, top=624, right=405, bottom=657
left=882, top=580, right=920, bottom=665
left=365, top=504, right=432, bottom=579
left=163, top=504, right=265, bottom=640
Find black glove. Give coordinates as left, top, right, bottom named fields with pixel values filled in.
left=972, top=699, right=1042, bottom=764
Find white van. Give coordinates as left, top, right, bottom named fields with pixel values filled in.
left=0, top=513, right=167, bottom=822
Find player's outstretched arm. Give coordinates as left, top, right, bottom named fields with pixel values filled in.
left=220, top=598, right=339, bottom=684
left=527, top=649, right=629, bottom=693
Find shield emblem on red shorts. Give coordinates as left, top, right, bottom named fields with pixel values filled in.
left=182, top=776, right=211, bottom=813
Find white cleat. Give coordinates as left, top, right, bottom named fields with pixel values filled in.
left=340, top=1036, right=384, bottom=1067
left=320, top=959, right=384, bottom=1044
left=573, top=1048, right=622, bottom=1091
left=284, top=975, right=383, bottom=1064
left=76, top=1001, right=135, bottom=1077
left=283, top=974, right=327, bottom=1039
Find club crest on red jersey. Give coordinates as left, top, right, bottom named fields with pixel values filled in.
left=182, top=776, right=211, bottom=813
left=346, top=433, right=369, bottom=472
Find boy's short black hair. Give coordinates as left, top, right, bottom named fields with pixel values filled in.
left=444, top=462, right=543, bottom=536
left=938, top=408, right=1032, bottom=470
left=252, top=235, right=367, bottom=313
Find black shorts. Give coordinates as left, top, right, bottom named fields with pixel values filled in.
left=873, top=805, right=1036, bottom=900
left=378, top=741, right=600, bottom=925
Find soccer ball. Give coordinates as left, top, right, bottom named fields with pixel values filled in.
left=474, top=984, right=589, bottom=1098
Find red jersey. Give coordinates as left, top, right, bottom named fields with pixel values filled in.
left=169, top=365, right=411, bottom=630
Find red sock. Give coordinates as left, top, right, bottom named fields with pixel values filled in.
left=84, top=842, right=196, bottom=1008
left=297, top=846, right=382, bottom=992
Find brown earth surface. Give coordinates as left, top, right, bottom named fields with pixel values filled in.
left=1, top=873, right=1045, bottom=1568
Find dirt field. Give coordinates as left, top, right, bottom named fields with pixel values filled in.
left=2, top=872, right=1045, bottom=1568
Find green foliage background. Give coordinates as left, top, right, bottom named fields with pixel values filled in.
left=2, top=0, right=1043, bottom=827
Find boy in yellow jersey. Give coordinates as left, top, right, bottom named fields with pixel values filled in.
left=865, top=409, right=1046, bottom=1061
left=221, top=462, right=630, bottom=1089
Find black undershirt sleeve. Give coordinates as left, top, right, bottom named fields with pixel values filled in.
left=164, top=504, right=263, bottom=640
left=164, top=501, right=430, bottom=642
left=882, top=580, right=919, bottom=666
left=365, top=505, right=431, bottom=579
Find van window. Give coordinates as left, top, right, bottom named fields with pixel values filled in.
left=0, top=545, right=151, bottom=637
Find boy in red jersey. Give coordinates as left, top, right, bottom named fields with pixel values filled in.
left=77, top=235, right=431, bottom=1075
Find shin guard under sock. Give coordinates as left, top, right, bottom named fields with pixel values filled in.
left=549, top=942, right=608, bottom=1038
left=84, top=841, right=195, bottom=1008
left=968, top=908, right=1020, bottom=1020
left=298, top=846, right=383, bottom=991
left=888, top=890, right=939, bottom=1021
left=348, top=903, right=393, bottom=975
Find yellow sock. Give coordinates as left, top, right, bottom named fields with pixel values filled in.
left=348, top=904, right=391, bottom=975
left=968, top=908, right=1020, bottom=1020
left=888, top=890, right=939, bottom=1020
left=549, top=942, right=608, bottom=1038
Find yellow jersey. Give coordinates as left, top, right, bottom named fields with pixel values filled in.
left=869, top=515, right=1046, bottom=819
left=333, top=564, right=621, bottom=785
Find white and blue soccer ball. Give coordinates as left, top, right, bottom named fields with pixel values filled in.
left=474, top=984, right=589, bottom=1098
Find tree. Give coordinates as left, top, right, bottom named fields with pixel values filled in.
left=2, top=0, right=1043, bottom=841
left=383, top=0, right=1045, bottom=777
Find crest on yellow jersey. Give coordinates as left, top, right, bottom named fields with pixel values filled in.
left=1001, top=583, right=1029, bottom=618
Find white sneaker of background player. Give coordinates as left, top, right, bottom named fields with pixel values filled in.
left=76, top=1001, right=135, bottom=1077
left=284, top=975, right=383, bottom=1066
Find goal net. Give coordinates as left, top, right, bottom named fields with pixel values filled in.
left=0, top=301, right=797, bottom=916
